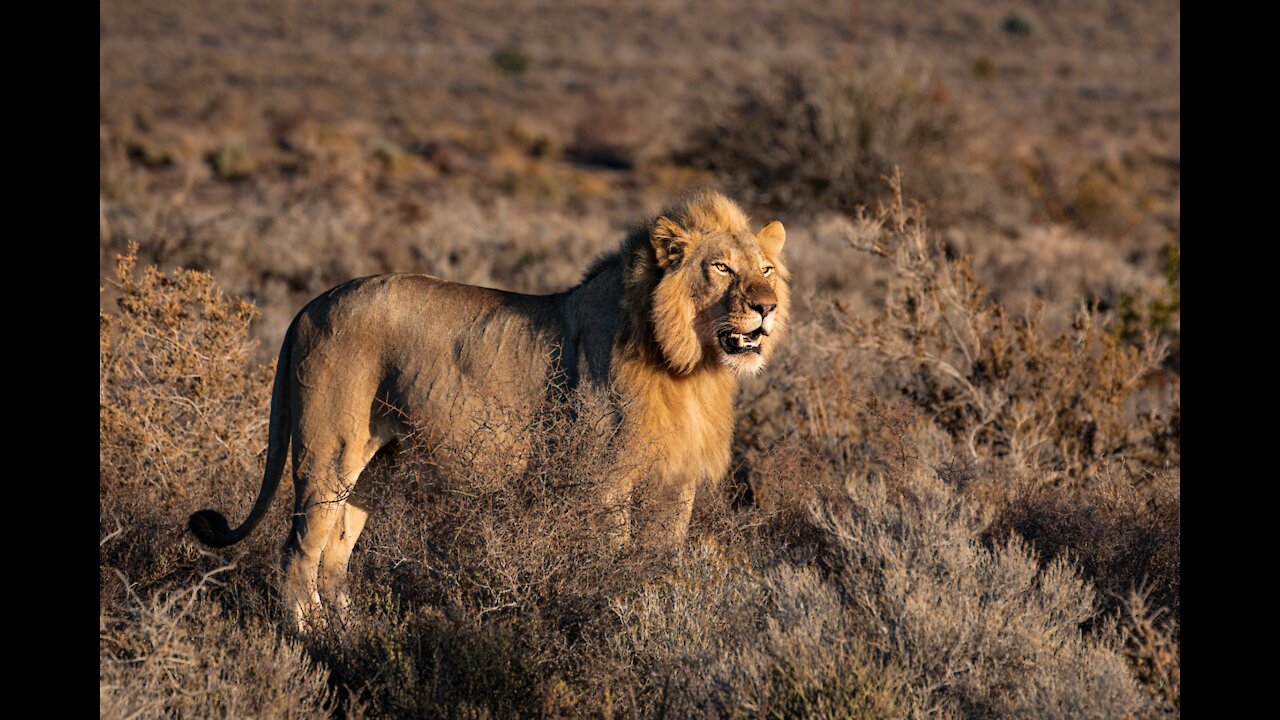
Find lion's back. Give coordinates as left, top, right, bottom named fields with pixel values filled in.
left=286, top=274, right=571, bottom=449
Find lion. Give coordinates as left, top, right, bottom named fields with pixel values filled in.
left=189, top=189, right=789, bottom=629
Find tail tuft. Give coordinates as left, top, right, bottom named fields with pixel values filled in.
left=188, top=510, right=235, bottom=547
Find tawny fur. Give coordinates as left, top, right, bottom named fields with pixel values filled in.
left=189, top=188, right=790, bottom=630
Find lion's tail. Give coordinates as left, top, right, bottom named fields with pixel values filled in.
left=188, top=317, right=295, bottom=548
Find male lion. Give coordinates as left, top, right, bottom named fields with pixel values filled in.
left=189, top=189, right=789, bottom=629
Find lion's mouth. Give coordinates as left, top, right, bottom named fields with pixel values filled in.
left=719, top=327, right=766, bottom=355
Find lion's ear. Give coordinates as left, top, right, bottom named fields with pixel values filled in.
left=652, top=216, right=691, bottom=269
left=757, top=221, right=785, bottom=257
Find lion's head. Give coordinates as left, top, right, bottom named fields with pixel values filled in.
left=627, top=189, right=790, bottom=377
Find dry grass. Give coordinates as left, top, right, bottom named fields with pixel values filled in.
left=100, top=245, right=273, bottom=498
left=100, top=1, right=1178, bottom=716
left=810, top=470, right=1146, bottom=719
left=100, top=226, right=1177, bottom=716
left=693, top=60, right=968, bottom=219
left=1122, top=587, right=1180, bottom=715
left=100, top=566, right=358, bottom=719
left=987, top=467, right=1181, bottom=628
left=838, top=174, right=1174, bottom=488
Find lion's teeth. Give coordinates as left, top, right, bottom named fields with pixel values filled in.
left=721, top=331, right=764, bottom=353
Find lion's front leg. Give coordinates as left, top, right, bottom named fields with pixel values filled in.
left=598, top=475, right=633, bottom=550
left=633, top=477, right=697, bottom=552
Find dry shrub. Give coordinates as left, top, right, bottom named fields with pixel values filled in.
left=841, top=173, right=1173, bottom=487
left=607, top=540, right=911, bottom=719
left=100, top=245, right=285, bottom=619
left=604, top=392, right=1152, bottom=719
left=951, top=222, right=1166, bottom=334
left=812, top=467, right=1146, bottom=719
left=1113, top=234, right=1181, bottom=372
left=1012, top=151, right=1159, bottom=241
left=823, top=181, right=1180, bottom=709
left=1122, top=588, right=1180, bottom=716
left=99, top=3, right=1181, bottom=712
left=360, top=388, right=643, bottom=611
left=100, top=243, right=273, bottom=497
left=100, top=567, right=356, bottom=719
left=305, top=389, right=922, bottom=718
left=98, top=227, right=1177, bottom=718
left=566, top=93, right=643, bottom=170
left=694, top=62, right=965, bottom=216
left=306, top=593, right=551, bottom=718
left=987, top=467, right=1181, bottom=626
left=308, top=391, right=658, bottom=717
left=98, top=249, right=336, bottom=716
left=599, top=456, right=1151, bottom=719
left=727, top=175, right=1178, bottom=712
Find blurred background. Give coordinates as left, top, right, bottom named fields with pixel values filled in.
left=100, top=0, right=1179, bottom=365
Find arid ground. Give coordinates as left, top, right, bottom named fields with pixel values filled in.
left=101, top=1, right=1179, bottom=717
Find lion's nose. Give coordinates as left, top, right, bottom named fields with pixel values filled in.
left=752, top=302, right=777, bottom=319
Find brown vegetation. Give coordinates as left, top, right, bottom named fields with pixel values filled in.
left=101, top=1, right=1179, bottom=717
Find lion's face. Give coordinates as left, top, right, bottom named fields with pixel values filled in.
left=649, top=215, right=789, bottom=377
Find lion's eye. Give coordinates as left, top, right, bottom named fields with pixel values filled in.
left=762, top=266, right=774, bottom=276
left=712, top=262, right=732, bottom=274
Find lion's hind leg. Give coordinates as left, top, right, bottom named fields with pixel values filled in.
left=317, top=500, right=370, bottom=617
left=282, top=440, right=372, bottom=631
left=282, top=490, right=341, bottom=631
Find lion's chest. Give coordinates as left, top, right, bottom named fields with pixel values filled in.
left=624, top=371, right=736, bottom=485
